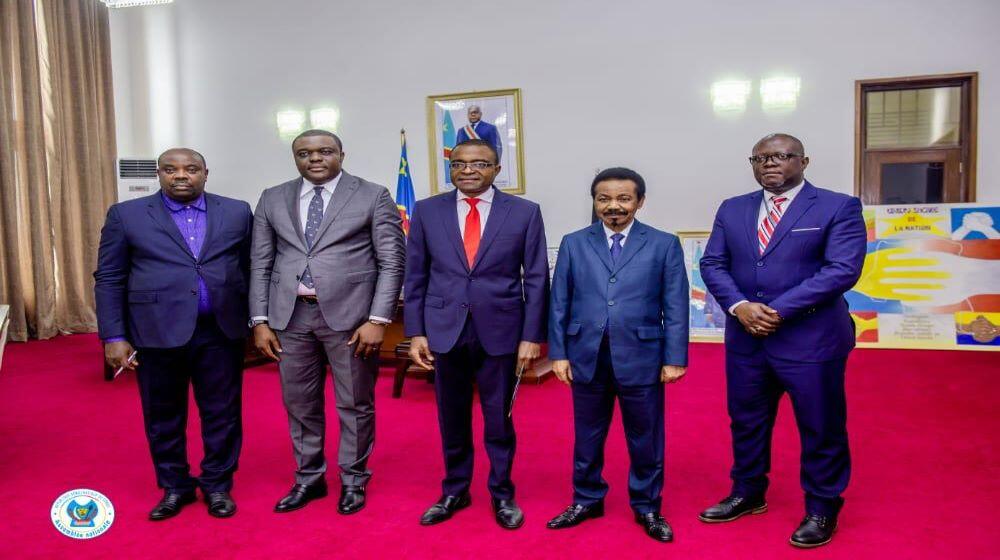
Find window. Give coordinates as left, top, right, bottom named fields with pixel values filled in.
left=855, top=73, right=977, bottom=205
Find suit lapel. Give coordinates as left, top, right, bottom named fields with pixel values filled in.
left=312, top=172, right=359, bottom=244
left=147, top=194, right=194, bottom=259
left=586, top=222, right=614, bottom=273
left=761, top=182, right=817, bottom=258
left=284, top=178, right=308, bottom=250
left=199, top=193, right=222, bottom=261
left=613, top=221, right=648, bottom=273
left=440, top=190, right=470, bottom=271
left=744, top=190, right=764, bottom=257
left=471, top=188, right=511, bottom=272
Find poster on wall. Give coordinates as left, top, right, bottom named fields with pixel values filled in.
left=677, top=231, right=725, bottom=342
left=847, top=203, right=1000, bottom=351
left=426, top=88, right=526, bottom=195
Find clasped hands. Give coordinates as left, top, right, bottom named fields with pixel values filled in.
left=733, top=302, right=782, bottom=337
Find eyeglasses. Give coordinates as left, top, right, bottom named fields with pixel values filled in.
left=748, top=152, right=803, bottom=165
left=449, top=161, right=496, bottom=171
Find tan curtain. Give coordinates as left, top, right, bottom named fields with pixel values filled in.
left=0, top=0, right=117, bottom=342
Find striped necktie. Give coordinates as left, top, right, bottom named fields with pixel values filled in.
left=757, top=195, right=788, bottom=254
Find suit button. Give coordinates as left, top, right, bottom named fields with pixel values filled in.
left=756, top=261, right=763, bottom=267
left=195, top=264, right=202, bottom=270
left=461, top=303, right=468, bottom=308
left=190, top=289, right=197, bottom=295
left=756, top=291, right=764, bottom=297
left=608, top=300, right=615, bottom=306
left=307, top=255, right=313, bottom=260
left=609, top=277, right=617, bottom=283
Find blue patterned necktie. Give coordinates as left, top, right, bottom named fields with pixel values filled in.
left=610, top=233, right=624, bottom=263
left=300, top=186, right=325, bottom=288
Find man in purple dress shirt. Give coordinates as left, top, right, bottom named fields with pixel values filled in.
left=95, top=148, right=253, bottom=521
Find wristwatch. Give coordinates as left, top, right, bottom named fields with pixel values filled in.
left=249, top=319, right=268, bottom=328
left=368, top=319, right=390, bottom=327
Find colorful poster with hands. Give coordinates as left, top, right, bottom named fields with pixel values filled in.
left=847, top=203, right=1000, bottom=351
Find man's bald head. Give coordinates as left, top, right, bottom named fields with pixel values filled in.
left=753, top=133, right=804, bottom=155
left=158, top=147, right=206, bottom=167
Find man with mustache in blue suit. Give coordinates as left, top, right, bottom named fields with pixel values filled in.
left=547, top=167, right=689, bottom=543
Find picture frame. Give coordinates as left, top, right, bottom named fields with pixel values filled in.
left=426, top=88, right=526, bottom=195
left=676, top=231, right=726, bottom=342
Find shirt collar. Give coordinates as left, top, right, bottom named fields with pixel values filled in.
left=300, top=172, right=343, bottom=198
left=457, top=186, right=495, bottom=204
left=161, top=191, right=206, bottom=212
left=763, top=180, right=805, bottom=204
left=603, top=219, right=634, bottom=240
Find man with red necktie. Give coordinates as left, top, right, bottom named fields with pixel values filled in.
left=699, top=133, right=867, bottom=548
left=404, top=139, right=549, bottom=529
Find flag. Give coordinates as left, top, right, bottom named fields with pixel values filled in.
left=441, top=109, right=456, bottom=185
left=395, top=130, right=416, bottom=235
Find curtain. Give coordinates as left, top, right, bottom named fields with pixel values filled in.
left=0, top=0, right=117, bottom=341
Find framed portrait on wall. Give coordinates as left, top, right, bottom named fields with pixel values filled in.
left=677, top=231, right=725, bottom=342
left=426, top=88, right=526, bottom=195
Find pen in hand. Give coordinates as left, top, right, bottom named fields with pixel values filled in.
left=114, top=350, right=138, bottom=379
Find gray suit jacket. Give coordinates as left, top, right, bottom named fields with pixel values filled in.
left=250, top=172, right=406, bottom=331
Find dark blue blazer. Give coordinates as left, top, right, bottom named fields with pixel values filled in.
left=94, top=192, right=253, bottom=348
left=455, top=121, right=503, bottom=160
left=403, top=187, right=548, bottom=356
left=699, top=182, right=866, bottom=362
left=549, top=220, right=689, bottom=386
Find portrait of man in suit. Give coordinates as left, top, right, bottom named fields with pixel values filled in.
left=404, top=138, right=549, bottom=529
left=454, top=105, right=503, bottom=163
left=698, top=133, right=867, bottom=548
left=546, top=167, right=689, bottom=543
left=249, top=129, right=406, bottom=516
left=95, top=148, right=253, bottom=520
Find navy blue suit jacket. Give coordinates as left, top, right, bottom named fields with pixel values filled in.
left=403, top=187, right=548, bottom=356
left=549, top=220, right=689, bottom=386
left=699, top=181, right=866, bottom=362
left=455, top=121, right=503, bottom=160
left=94, top=192, right=253, bottom=348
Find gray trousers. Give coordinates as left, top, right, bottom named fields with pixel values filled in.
left=275, top=300, right=378, bottom=486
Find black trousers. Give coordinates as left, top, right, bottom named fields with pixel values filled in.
left=432, top=317, right=518, bottom=500
left=135, top=315, right=244, bottom=493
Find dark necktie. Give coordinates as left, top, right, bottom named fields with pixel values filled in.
left=300, top=186, right=325, bottom=288
left=610, top=233, right=624, bottom=263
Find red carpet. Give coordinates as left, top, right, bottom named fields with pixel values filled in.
left=0, top=334, right=996, bottom=558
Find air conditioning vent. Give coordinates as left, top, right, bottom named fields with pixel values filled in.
left=116, top=157, right=158, bottom=201
left=118, top=158, right=157, bottom=179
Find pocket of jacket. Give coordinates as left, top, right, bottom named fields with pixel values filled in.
left=347, top=270, right=377, bottom=284
left=636, top=326, right=664, bottom=340
left=128, top=291, right=158, bottom=303
left=425, top=295, right=445, bottom=308
left=567, top=322, right=582, bottom=336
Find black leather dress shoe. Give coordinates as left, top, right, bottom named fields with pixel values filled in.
left=790, top=514, right=837, bottom=548
left=698, top=495, right=767, bottom=523
left=491, top=498, right=524, bottom=529
left=546, top=502, right=604, bottom=529
left=149, top=490, right=196, bottom=521
left=205, top=491, right=237, bottom=518
left=338, top=484, right=366, bottom=515
left=420, top=493, right=471, bottom=525
left=635, top=512, right=673, bottom=542
left=274, top=480, right=328, bottom=513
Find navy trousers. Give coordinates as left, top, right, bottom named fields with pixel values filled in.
left=571, top=335, right=665, bottom=514
left=432, top=317, right=518, bottom=500
left=135, top=315, right=244, bottom=493
left=726, top=350, right=850, bottom=517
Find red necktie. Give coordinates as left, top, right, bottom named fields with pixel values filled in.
left=757, top=196, right=788, bottom=254
left=463, top=198, right=481, bottom=267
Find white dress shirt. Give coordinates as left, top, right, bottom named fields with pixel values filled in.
left=729, top=180, right=805, bottom=316
left=297, top=174, right=342, bottom=296
left=603, top=219, right=635, bottom=248
left=457, top=186, right=494, bottom=237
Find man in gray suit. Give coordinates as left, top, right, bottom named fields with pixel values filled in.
left=250, top=129, right=405, bottom=515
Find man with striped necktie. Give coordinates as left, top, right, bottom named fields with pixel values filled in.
left=699, top=134, right=866, bottom=548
